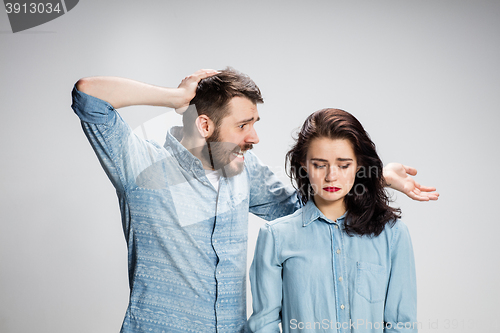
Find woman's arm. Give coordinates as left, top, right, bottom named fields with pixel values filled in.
left=248, top=224, right=283, bottom=333
left=384, top=221, right=418, bottom=332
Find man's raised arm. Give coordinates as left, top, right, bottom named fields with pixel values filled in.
left=75, top=69, right=219, bottom=110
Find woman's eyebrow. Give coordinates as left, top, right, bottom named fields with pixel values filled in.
left=310, top=158, right=353, bottom=162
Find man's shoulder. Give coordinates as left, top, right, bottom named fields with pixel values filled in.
left=243, top=150, right=261, bottom=168
left=243, top=150, right=280, bottom=182
left=243, top=150, right=271, bottom=180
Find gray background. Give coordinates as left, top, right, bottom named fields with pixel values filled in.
left=1, top=1, right=499, bottom=332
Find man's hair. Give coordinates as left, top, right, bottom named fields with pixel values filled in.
left=182, top=67, right=264, bottom=136
left=285, top=108, right=401, bottom=237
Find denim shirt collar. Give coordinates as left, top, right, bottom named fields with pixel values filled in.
left=302, top=200, right=347, bottom=227
left=164, top=126, right=206, bottom=178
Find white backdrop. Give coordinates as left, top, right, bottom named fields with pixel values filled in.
left=1, top=1, right=499, bottom=332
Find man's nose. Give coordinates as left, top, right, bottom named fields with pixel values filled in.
left=246, top=126, right=259, bottom=145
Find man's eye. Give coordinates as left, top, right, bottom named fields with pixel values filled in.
left=239, top=124, right=246, bottom=129
left=340, top=164, right=351, bottom=169
left=313, top=164, right=326, bottom=169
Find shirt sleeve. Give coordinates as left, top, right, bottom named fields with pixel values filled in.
left=71, top=85, right=163, bottom=194
left=247, top=223, right=283, bottom=333
left=245, top=151, right=300, bottom=221
left=384, top=221, right=418, bottom=332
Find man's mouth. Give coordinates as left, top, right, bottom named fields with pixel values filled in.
left=232, top=151, right=244, bottom=159
left=231, top=144, right=252, bottom=160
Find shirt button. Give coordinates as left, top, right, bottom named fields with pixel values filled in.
left=335, top=225, right=339, bottom=229
left=340, top=304, right=345, bottom=310
left=336, top=249, right=341, bottom=254
left=339, top=277, right=343, bottom=282
left=218, top=271, right=222, bottom=274
left=214, top=240, right=217, bottom=243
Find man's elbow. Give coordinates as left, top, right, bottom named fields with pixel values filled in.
left=75, top=77, right=92, bottom=94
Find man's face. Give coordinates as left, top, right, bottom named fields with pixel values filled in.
left=205, top=96, right=260, bottom=177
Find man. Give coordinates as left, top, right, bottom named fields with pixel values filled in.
left=72, top=68, right=438, bottom=333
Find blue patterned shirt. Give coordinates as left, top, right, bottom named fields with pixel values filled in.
left=248, top=200, right=417, bottom=333
left=71, top=86, right=299, bottom=333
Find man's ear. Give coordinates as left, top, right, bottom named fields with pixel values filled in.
left=195, top=115, right=215, bottom=139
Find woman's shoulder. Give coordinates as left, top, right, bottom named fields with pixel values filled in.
left=377, top=218, right=413, bottom=248
left=263, top=206, right=305, bottom=232
left=385, top=218, right=410, bottom=234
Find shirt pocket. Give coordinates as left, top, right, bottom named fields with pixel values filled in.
left=356, top=261, right=387, bottom=303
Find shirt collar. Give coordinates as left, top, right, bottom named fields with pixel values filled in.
left=164, top=126, right=206, bottom=177
left=302, top=200, right=347, bottom=227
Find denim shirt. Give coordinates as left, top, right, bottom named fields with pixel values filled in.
left=248, top=201, right=417, bottom=333
left=71, top=86, right=299, bottom=333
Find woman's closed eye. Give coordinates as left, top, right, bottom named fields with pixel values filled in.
left=312, top=163, right=327, bottom=169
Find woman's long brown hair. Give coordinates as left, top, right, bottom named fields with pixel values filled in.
left=286, top=108, right=401, bottom=237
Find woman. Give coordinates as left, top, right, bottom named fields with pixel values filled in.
left=248, top=109, right=417, bottom=332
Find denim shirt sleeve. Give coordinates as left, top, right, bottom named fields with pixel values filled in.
left=248, top=224, right=282, bottom=333
left=384, top=221, right=418, bottom=332
left=71, top=85, right=162, bottom=194
left=245, top=151, right=300, bottom=221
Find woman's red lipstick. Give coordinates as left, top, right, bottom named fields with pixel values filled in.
left=323, top=187, right=341, bottom=192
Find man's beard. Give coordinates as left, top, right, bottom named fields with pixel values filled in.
left=202, top=128, right=253, bottom=178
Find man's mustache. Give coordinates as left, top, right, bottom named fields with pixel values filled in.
left=207, top=142, right=253, bottom=154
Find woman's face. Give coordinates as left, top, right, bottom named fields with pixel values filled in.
left=304, top=137, right=358, bottom=207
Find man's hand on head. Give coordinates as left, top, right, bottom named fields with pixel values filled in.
left=174, top=69, right=220, bottom=114
left=383, top=163, right=439, bottom=201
